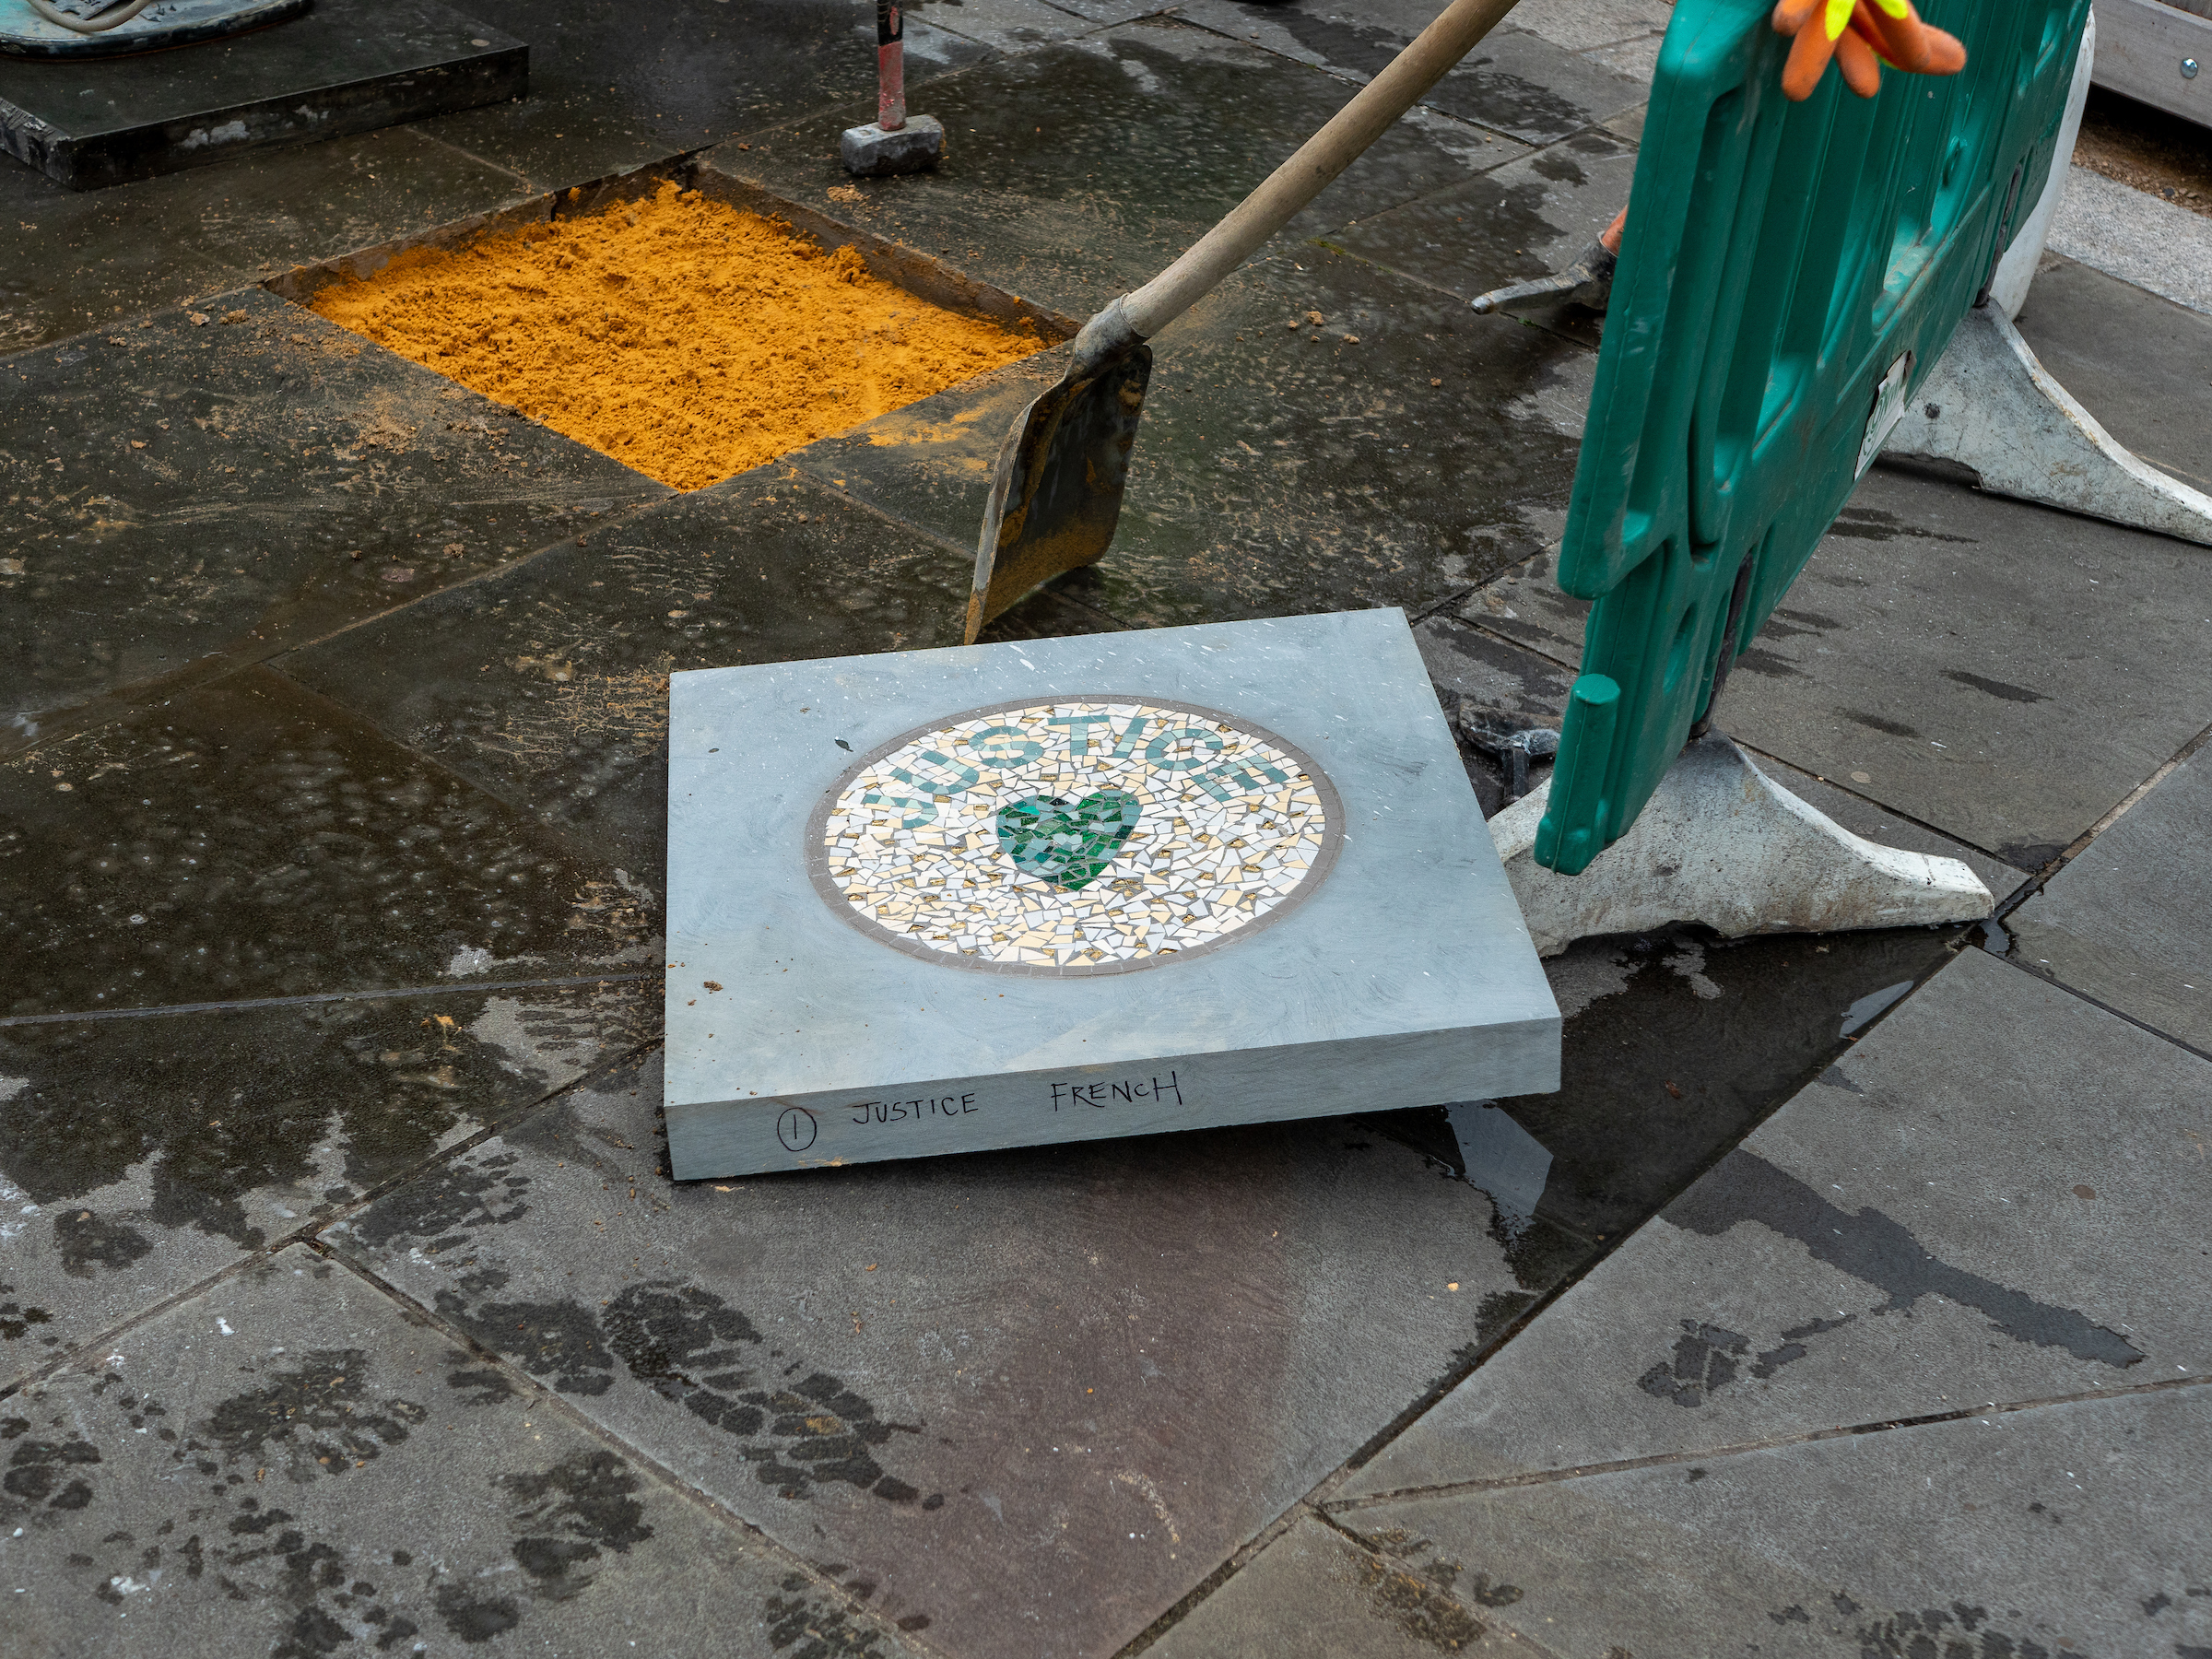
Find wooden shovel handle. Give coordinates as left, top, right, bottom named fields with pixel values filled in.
left=1120, top=0, right=1524, bottom=340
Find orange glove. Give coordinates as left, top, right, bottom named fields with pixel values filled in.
left=1771, top=0, right=1966, bottom=101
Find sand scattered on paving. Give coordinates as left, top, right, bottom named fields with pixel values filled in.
left=311, top=181, right=1043, bottom=490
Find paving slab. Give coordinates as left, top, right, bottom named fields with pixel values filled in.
left=0, top=127, right=533, bottom=352
left=2049, top=161, right=2212, bottom=318
left=1039, top=0, right=1164, bottom=23
left=1147, top=1514, right=1522, bottom=1658
left=972, top=579, right=1131, bottom=644
left=1449, top=547, right=1591, bottom=671
left=794, top=245, right=1595, bottom=629
left=1029, top=247, right=1594, bottom=624
left=661, top=610, right=1559, bottom=1179
left=1334, top=1385, right=2212, bottom=1659
left=2014, top=253, right=2212, bottom=494
left=276, top=468, right=976, bottom=893
left=328, top=1045, right=1589, bottom=1659
left=1415, top=609, right=2027, bottom=891
left=1477, top=924, right=1964, bottom=1249
left=1170, top=1, right=1645, bottom=145
left=1331, top=128, right=1641, bottom=349
left=0, top=665, right=657, bottom=1019
left=0, top=979, right=649, bottom=1394
left=0, top=1243, right=920, bottom=1658
left=1581, top=30, right=1664, bottom=83
left=711, top=21, right=1535, bottom=324
left=0, top=287, right=665, bottom=738
left=402, top=0, right=995, bottom=190
left=1599, top=99, right=1647, bottom=143
left=1506, top=0, right=1676, bottom=56
left=1341, top=948, right=2212, bottom=1500
left=0, top=0, right=525, bottom=190
left=778, top=347, right=1065, bottom=571
left=2010, top=752, right=2212, bottom=1054
left=897, top=0, right=1117, bottom=55
left=1453, top=467, right=2212, bottom=869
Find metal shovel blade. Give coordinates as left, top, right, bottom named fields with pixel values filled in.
left=964, top=341, right=1151, bottom=643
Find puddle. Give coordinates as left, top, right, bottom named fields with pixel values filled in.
left=1838, top=979, right=1912, bottom=1038
left=299, top=179, right=1048, bottom=491
left=1442, top=1101, right=1554, bottom=1238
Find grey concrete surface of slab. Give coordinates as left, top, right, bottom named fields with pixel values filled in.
left=0, top=0, right=525, bottom=190
left=1332, top=128, right=1640, bottom=349
left=712, top=21, right=1536, bottom=323
left=2050, top=162, right=2212, bottom=318
left=0, top=131, right=534, bottom=351
left=0, top=1244, right=919, bottom=1658
left=1455, top=468, right=2212, bottom=869
left=1343, top=947, right=2212, bottom=1500
left=328, top=1045, right=1586, bottom=1659
left=276, top=468, right=977, bottom=892
left=2010, top=752, right=2212, bottom=1054
left=0, top=666, right=657, bottom=1018
left=1147, top=1514, right=1522, bottom=1658
left=1481, top=924, right=1966, bottom=1248
left=892, top=0, right=1120, bottom=55
left=0, top=288, right=664, bottom=734
left=1335, top=1384, right=2212, bottom=1659
left=1170, top=2, right=1646, bottom=144
left=1508, top=0, right=1676, bottom=56
left=0, top=981, right=649, bottom=1394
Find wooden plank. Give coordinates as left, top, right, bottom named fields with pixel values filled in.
left=2093, top=0, right=2212, bottom=125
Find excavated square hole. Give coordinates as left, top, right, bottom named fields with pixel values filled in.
left=272, top=164, right=1065, bottom=491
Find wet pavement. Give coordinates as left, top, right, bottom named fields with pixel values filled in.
left=5, top=0, right=2210, bottom=1654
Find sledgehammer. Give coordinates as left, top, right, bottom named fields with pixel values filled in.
left=841, top=0, right=945, bottom=176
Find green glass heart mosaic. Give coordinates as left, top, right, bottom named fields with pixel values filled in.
left=995, top=789, right=1142, bottom=890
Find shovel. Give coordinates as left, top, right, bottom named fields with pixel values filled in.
left=965, top=0, right=1524, bottom=642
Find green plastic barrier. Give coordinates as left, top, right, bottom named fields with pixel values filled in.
left=1534, top=0, right=2091, bottom=876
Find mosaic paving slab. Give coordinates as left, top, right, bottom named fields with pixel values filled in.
left=816, top=699, right=1339, bottom=973
left=663, top=611, right=1559, bottom=1179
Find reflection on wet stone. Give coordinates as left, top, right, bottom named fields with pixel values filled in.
left=0, top=665, right=654, bottom=1017
left=0, top=1249, right=904, bottom=1656
left=1636, top=1321, right=1748, bottom=1409
left=0, top=982, right=648, bottom=1394
left=0, top=290, right=664, bottom=724
left=53, top=1209, right=155, bottom=1277
left=1669, top=1150, right=2146, bottom=1369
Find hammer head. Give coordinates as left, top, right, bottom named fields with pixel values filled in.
left=840, top=113, right=944, bottom=177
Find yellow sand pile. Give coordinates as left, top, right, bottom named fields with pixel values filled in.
left=312, top=181, right=1041, bottom=490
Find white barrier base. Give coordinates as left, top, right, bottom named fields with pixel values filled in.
left=1886, top=306, right=2212, bottom=547
left=1488, top=735, right=1994, bottom=959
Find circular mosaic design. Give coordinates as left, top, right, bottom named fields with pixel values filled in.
left=807, top=697, right=1342, bottom=976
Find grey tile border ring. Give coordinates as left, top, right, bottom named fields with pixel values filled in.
left=802, top=693, right=1346, bottom=979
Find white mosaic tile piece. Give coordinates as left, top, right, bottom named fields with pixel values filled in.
left=809, top=700, right=1340, bottom=975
